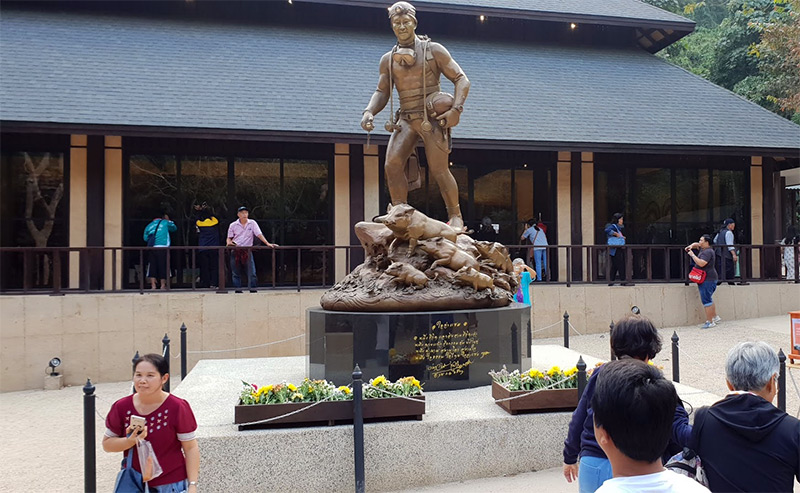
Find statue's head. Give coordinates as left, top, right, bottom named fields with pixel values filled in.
left=388, top=2, right=417, bottom=45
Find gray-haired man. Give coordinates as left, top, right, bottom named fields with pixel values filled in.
left=689, top=342, right=800, bottom=492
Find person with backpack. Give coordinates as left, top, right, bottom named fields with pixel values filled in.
left=591, top=359, right=709, bottom=493
left=672, top=342, right=800, bottom=492
left=521, top=217, right=548, bottom=281
left=563, top=316, right=670, bottom=492
left=713, top=218, right=737, bottom=285
left=143, top=211, right=177, bottom=290
left=194, top=202, right=221, bottom=289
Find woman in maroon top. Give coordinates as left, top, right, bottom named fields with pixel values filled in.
left=103, top=354, right=199, bottom=493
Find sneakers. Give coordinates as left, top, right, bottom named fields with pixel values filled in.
left=700, top=321, right=717, bottom=329
left=712, top=315, right=721, bottom=324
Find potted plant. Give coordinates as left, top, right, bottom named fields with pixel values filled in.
left=235, top=376, right=425, bottom=429
left=489, top=365, right=585, bottom=414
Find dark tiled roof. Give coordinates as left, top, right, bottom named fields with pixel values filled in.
left=329, top=0, right=694, bottom=28
left=1, top=11, right=798, bottom=152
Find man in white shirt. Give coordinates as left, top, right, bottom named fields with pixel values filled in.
left=592, top=359, right=709, bottom=493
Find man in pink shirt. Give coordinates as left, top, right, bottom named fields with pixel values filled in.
left=226, top=206, right=277, bottom=292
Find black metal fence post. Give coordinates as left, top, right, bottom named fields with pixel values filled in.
left=83, top=379, right=96, bottom=493
left=563, top=311, right=570, bottom=348
left=132, top=350, right=140, bottom=394
left=671, top=331, right=680, bottom=383
left=778, top=349, right=786, bottom=412
left=609, top=321, right=615, bottom=360
left=352, top=365, right=365, bottom=493
left=162, top=333, right=171, bottom=392
left=180, top=323, right=187, bottom=380
left=577, top=356, right=587, bottom=399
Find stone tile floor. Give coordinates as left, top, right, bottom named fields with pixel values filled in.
left=1, top=315, right=798, bottom=492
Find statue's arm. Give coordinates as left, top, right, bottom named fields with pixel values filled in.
left=361, top=53, right=392, bottom=131
left=431, top=43, right=470, bottom=128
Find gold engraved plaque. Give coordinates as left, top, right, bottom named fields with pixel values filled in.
left=413, top=320, right=490, bottom=378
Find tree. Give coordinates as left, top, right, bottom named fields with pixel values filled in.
left=644, top=0, right=798, bottom=122
left=23, top=152, right=64, bottom=284
left=750, top=0, right=800, bottom=123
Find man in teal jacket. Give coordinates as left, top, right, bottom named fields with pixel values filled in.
left=143, top=211, right=177, bottom=289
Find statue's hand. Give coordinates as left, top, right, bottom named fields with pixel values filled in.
left=361, top=111, right=375, bottom=132
left=436, top=109, right=460, bottom=129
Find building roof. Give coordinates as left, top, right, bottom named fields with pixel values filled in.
left=311, top=0, right=696, bottom=52
left=1, top=10, right=798, bottom=155
left=318, top=0, right=695, bottom=28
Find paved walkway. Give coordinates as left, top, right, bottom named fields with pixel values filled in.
left=1, top=315, right=798, bottom=492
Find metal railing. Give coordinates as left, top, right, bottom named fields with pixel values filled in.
left=1, top=243, right=797, bottom=295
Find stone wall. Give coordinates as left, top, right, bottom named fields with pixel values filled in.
left=1, top=283, right=797, bottom=392
left=0, top=290, right=326, bottom=392
left=530, top=283, right=799, bottom=338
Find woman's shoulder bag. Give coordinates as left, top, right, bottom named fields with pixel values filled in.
left=114, top=448, right=144, bottom=493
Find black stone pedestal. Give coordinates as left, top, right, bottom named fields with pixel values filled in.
left=307, top=304, right=531, bottom=391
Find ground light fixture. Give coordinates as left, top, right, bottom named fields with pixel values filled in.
left=631, top=306, right=641, bottom=315
left=47, top=357, right=61, bottom=376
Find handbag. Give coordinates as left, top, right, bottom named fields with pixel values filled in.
left=607, top=224, right=625, bottom=246
left=146, top=220, right=163, bottom=247
left=608, top=236, right=625, bottom=246
left=688, top=266, right=706, bottom=284
left=114, top=448, right=144, bottom=493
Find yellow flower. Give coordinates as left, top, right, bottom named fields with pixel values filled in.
left=338, top=386, right=352, bottom=395
left=564, top=367, right=578, bottom=377
left=388, top=348, right=397, bottom=357
left=547, top=366, right=562, bottom=377
left=291, top=392, right=304, bottom=401
left=411, top=378, right=421, bottom=389
left=287, top=383, right=297, bottom=392
left=371, top=375, right=387, bottom=387
left=256, top=385, right=272, bottom=397
left=528, top=369, right=543, bottom=378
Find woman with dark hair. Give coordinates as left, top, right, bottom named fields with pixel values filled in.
left=103, top=354, right=199, bottom=492
left=685, top=234, right=719, bottom=329
left=562, top=315, right=663, bottom=492
left=604, top=213, right=626, bottom=286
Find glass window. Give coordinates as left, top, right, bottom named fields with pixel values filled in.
left=180, top=156, right=228, bottom=246
left=128, top=155, right=178, bottom=244
left=0, top=151, right=68, bottom=289
left=475, top=169, right=513, bottom=244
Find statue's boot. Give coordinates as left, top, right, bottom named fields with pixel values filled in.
left=447, top=205, right=465, bottom=231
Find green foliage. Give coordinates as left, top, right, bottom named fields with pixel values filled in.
left=643, top=0, right=798, bottom=122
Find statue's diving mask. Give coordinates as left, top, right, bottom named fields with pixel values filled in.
left=393, top=47, right=416, bottom=66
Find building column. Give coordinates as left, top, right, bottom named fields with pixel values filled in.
left=68, top=135, right=87, bottom=288
left=557, top=151, right=571, bottom=281
left=751, top=157, right=763, bottom=278
left=363, top=144, right=380, bottom=223
left=581, top=152, right=595, bottom=280
left=104, top=136, right=123, bottom=290
left=334, top=144, right=350, bottom=281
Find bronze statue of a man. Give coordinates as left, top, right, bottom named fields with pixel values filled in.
left=361, top=1, right=470, bottom=230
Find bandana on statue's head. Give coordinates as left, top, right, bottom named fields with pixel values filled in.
left=393, top=46, right=416, bottom=66
left=388, top=1, right=416, bottom=22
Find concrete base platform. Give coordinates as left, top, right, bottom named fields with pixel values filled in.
left=178, top=348, right=720, bottom=492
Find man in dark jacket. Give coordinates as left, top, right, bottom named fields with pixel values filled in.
left=691, top=341, right=800, bottom=492
left=194, top=203, right=220, bottom=288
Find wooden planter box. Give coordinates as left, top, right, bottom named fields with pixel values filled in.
left=492, top=381, right=579, bottom=415
left=235, top=395, right=425, bottom=430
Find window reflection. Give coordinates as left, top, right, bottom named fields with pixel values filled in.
left=125, top=154, right=332, bottom=288
left=0, top=152, right=67, bottom=289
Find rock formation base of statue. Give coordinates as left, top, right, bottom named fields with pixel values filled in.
left=320, top=204, right=519, bottom=312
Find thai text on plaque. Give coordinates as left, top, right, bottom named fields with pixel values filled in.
left=413, top=320, right=490, bottom=378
